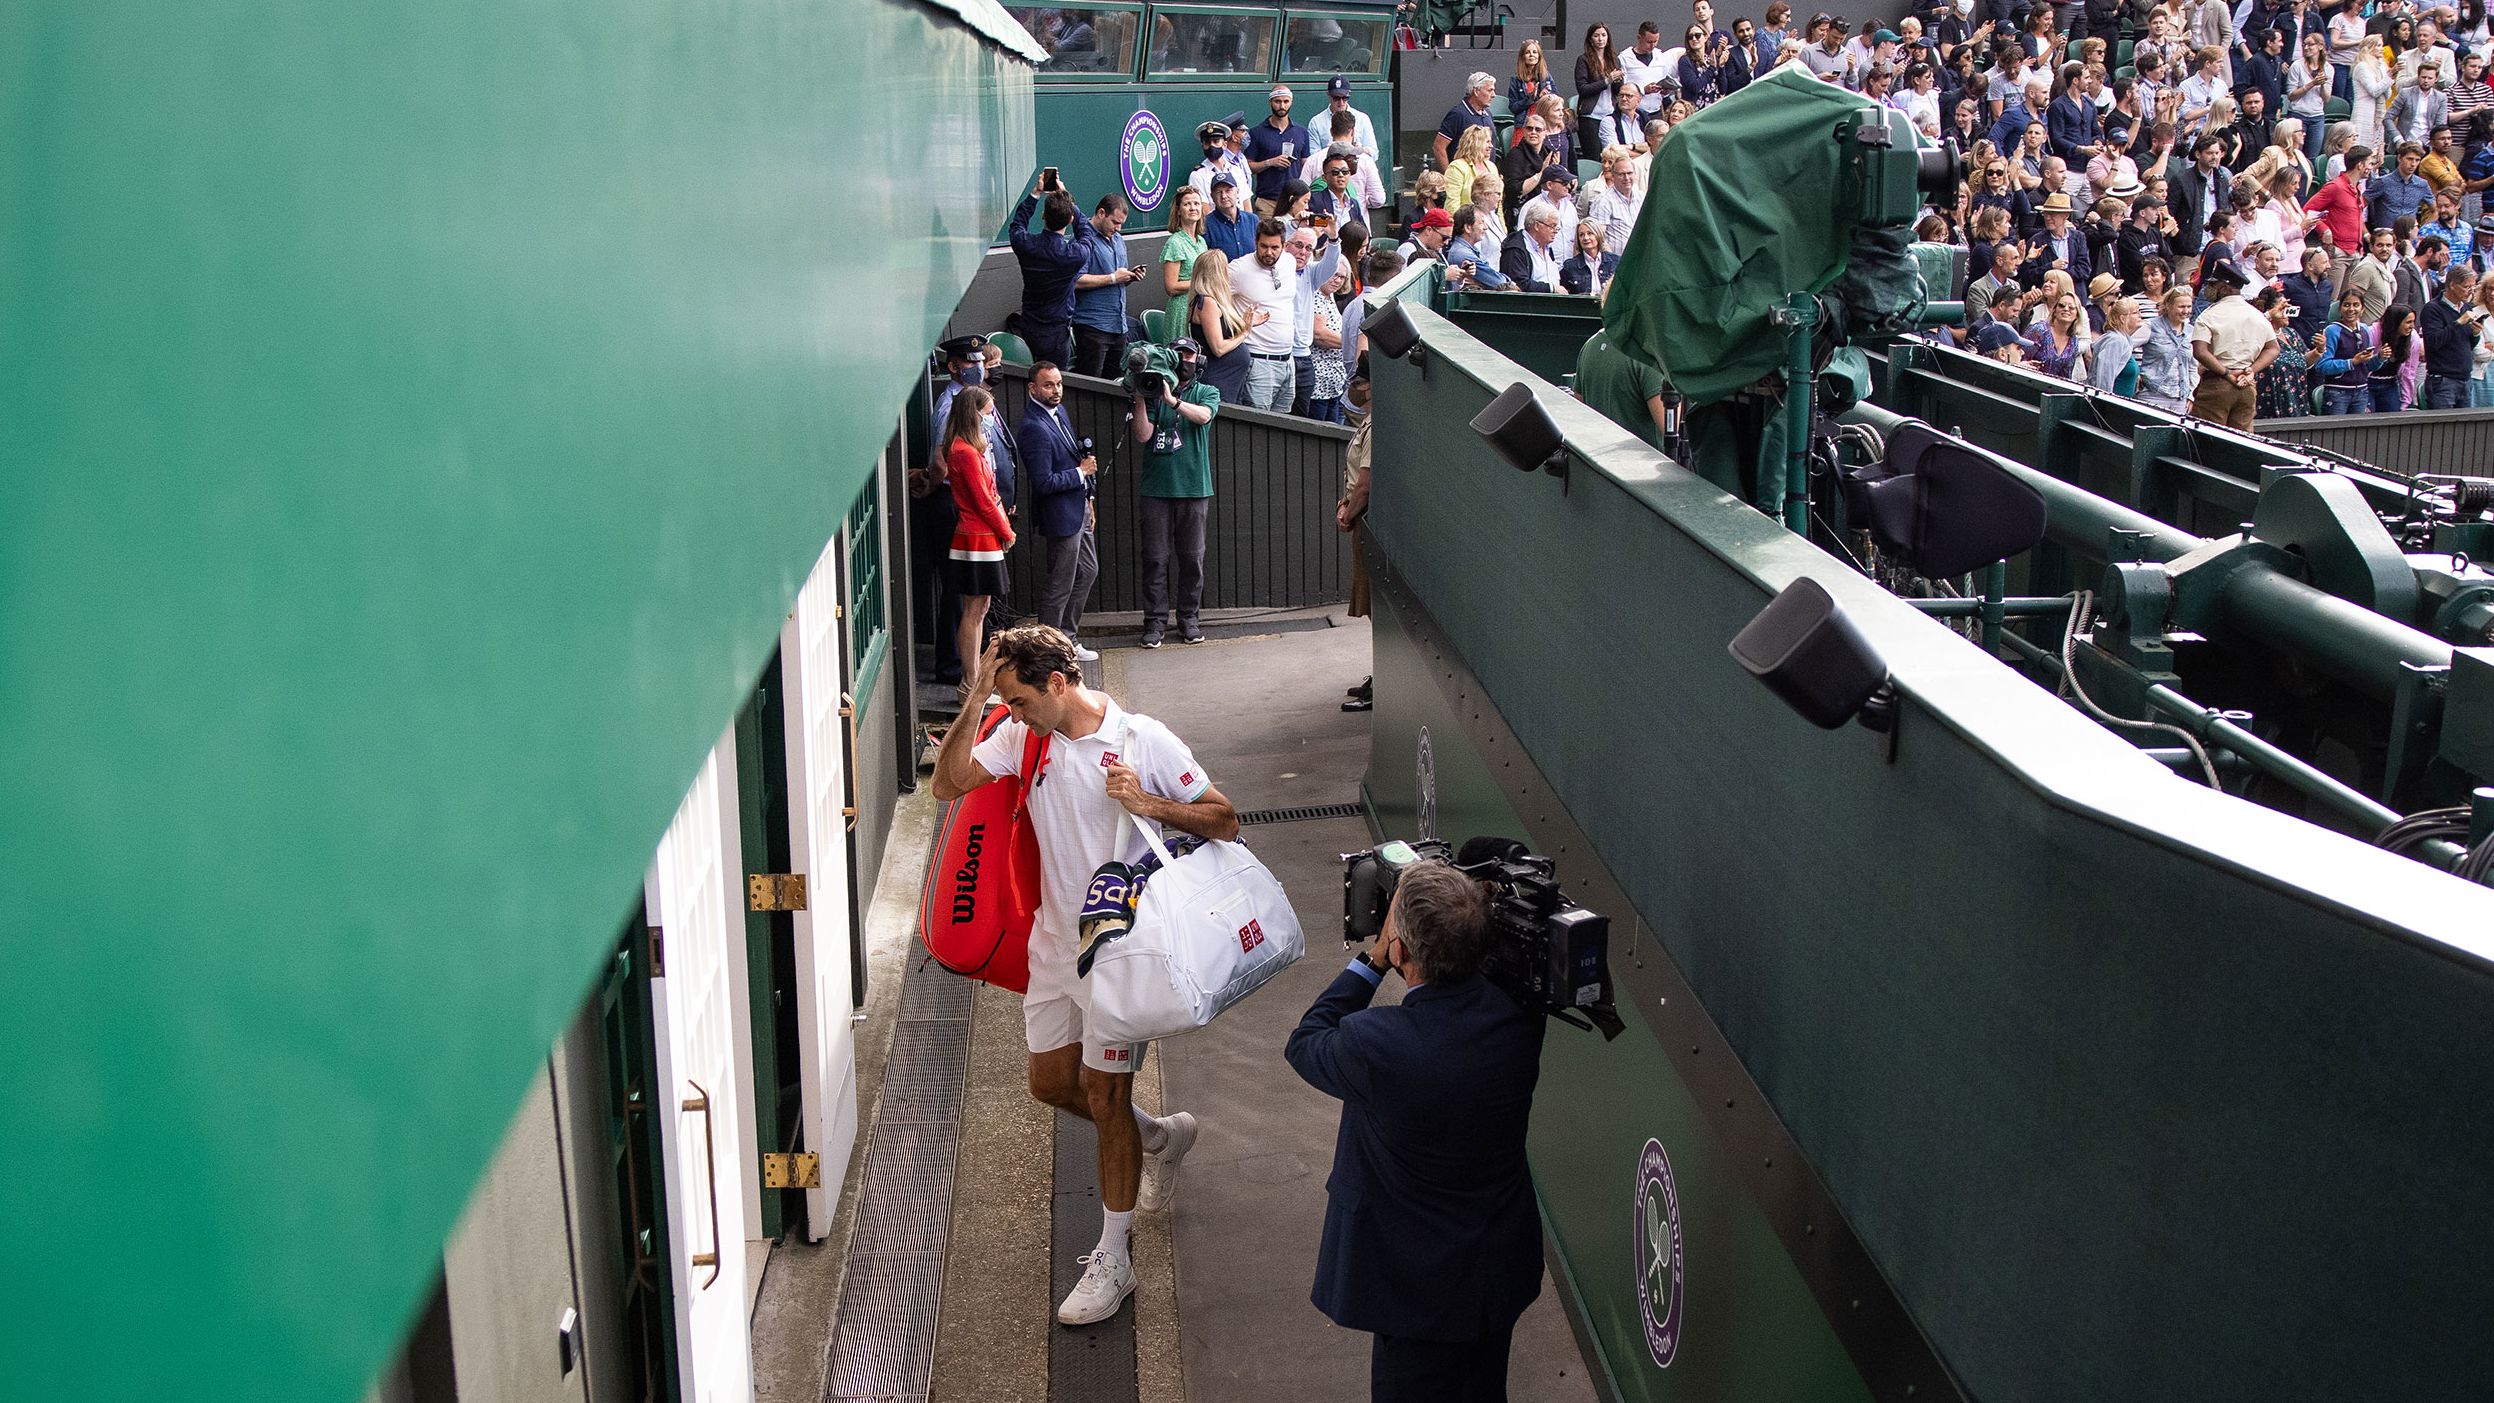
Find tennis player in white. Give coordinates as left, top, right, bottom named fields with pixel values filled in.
left=931, top=624, right=1238, bottom=1325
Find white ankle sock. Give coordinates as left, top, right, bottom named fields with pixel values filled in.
left=1133, top=1106, right=1167, bottom=1153
left=1096, top=1207, right=1133, bottom=1262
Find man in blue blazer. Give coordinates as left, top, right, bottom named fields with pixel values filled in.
left=2020, top=190, right=2090, bottom=290
left=1285, top=860, right=1546, bottom=1402
left=1019, top=361, right=1100, bottom=659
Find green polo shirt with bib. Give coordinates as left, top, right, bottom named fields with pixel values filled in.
left=1140, top=382, right=1221, bottom=499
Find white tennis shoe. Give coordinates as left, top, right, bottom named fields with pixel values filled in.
left=1057, top=1249, right=1136, bottom=1325
left=1137, top=1111, right=1199, bottom=1213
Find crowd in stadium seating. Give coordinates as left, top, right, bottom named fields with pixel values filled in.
left=1393, top=0, right=2494, bottom=420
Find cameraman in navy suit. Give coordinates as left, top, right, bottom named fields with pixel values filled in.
left=1285, top=860, right=1546, bottom=1403
left=1019, top=361, right=1100, bottom=660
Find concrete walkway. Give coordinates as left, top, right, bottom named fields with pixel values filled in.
left=1120, top=617, right=1599, bottom=1403
left=760, top=611, right=1599, bottom=1403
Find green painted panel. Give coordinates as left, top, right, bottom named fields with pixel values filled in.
left=1445, top=297, right=1603, bottom=387
left=0, top=3, right=1032, bottom=1397
left=1355, top=279, right=2494, bottom=1400
left=1363, top=604, right=1876, bottom=1403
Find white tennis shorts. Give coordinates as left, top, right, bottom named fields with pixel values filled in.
left=1022, top=930, right=1143, bottom=1074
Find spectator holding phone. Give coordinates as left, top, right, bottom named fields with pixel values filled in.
left=1308, top=149, right=1360, bottom=228
left=2370, top=303, right=2424, bottom=411
left=1008, top=173, right=1097, bottom=370
left=1444, top=207, right=1512, bottom=289
left=1284, top=224, right=1345, bottom=417
left=1070, top=193, right=1146, bottom=379
left=1497, top=112, right=1566, bottom=220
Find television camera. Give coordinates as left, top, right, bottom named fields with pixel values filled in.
left=1342, top=836, right=1623, bottom=1038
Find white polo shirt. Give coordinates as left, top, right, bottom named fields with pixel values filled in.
left=974, top=697, right=1212, bottom=949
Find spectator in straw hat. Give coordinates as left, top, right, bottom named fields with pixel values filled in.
left=2024, top=190, right=2092, bottom=288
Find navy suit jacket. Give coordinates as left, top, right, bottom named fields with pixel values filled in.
left=2020, top=225, right=2091, bottom=289
left=1286, top=965, right=1546, bottom=1343
left=1017, top=398, right=1091, bottom=540
left=2044, top=95, right=2100, bottom=164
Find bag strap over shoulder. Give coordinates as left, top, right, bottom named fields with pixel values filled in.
left=1012, top=721, right=1051, bottom=822
left=1129, top=810, right=1177, bottom=869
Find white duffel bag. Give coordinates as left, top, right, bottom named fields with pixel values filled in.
left=1085, top=813, right=1305, bottom=1045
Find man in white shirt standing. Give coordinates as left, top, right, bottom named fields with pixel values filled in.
left=1803, top=16, right=1854, bottom=82
left=1229, top=218, right=1304, bottom=411
left=1283, top=226, right=1345, bottom=416
left=934, top=626, right=1234, bottom=1328
left=2178, top=46, right=2226, bottom=135
left=1619, top=21, right=1673, bottom=117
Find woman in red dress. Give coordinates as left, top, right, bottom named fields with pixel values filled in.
left=941, top=385, right=1016, bottom=695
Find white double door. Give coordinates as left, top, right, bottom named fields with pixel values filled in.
left=647, top=734, right=756, bottom=1403
left=780, top=533, right=861, bottom=1237
left=645, top=530, right=865, bottom=1401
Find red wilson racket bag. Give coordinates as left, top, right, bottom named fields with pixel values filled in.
left=918, top=706, right=1051, bottom=992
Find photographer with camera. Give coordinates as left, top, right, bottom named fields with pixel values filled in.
left=1128, top=335, right=1219, bottom=647
left=1285, top=858, right=1547, bottom=1403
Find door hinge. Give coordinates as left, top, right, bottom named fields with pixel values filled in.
left=747, top=873, right=808, bottom=912
left=762, top=1152, right=821, bottom=1189
left=648, top=924, right=665, bottom=978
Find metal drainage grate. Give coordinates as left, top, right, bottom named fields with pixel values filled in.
left=822, top=960, right=972, bottom=1402
left=1050, top=1109, right=1139, bottom=1402
left=1236, top=802, right=1366, bottom=826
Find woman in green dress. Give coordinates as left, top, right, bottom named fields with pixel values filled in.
left=1160, top=185, right=1208, bottom=343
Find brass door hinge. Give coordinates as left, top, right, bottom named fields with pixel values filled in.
left=762, top=1152, right=820, bottom=1189
left=648, top=925, right=665, bottom=978
left=747, top=873, right=808, bottom=912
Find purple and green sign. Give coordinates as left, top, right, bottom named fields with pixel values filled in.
left=1121, top=109, right=1168, bottom=213
left=1635, top=1137, right=1685, bottom=1369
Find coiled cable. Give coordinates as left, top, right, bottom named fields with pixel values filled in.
left=2372, top=805, right=2473, bottom=857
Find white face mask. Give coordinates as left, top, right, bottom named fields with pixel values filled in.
left=1955, top=0, right=1975, bottom=14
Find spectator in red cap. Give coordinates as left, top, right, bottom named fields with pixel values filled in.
left=1399, top=207, right=1455, bottom=263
